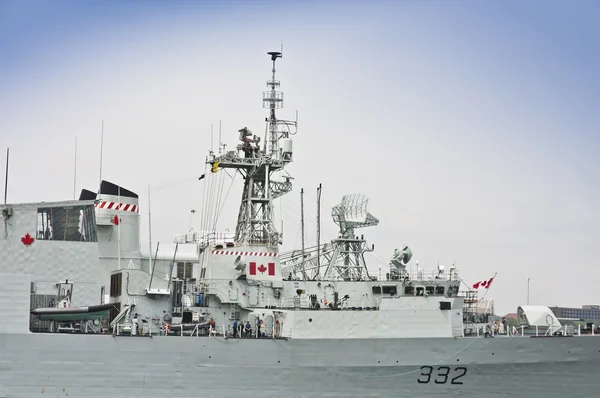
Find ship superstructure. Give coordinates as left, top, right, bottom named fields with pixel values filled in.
left=169, top=51, right=464, bottom=340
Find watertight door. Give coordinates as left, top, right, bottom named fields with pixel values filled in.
left=324, top=285, right=335, bottom=307
left=248, top=286, right=259, bottom=306
left=265, top=314, right=274, bottom=337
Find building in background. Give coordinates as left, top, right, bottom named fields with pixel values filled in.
left=550, top=305, right=600, bottom=322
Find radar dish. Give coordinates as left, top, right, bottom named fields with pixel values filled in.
left=390, top=245, right=412, bottom=270
left=331, top=194, right=379, bottom=238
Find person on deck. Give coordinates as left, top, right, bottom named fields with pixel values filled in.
left=233, top=320, right=238, bottom=337
left=274, top=319, right=280, bottom=338
left=245, top=321, right=252, bottom=337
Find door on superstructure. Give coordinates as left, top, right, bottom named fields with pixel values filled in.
left=265, top=314, right=274, bottom=337
left=248, top=286, right=259, bottom=306
left=324, top=285, right=335, bottom=307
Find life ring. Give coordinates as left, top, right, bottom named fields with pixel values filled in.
left=324, top=299, right=328, bottom=305
left=162, top=323, right=171, bottom=334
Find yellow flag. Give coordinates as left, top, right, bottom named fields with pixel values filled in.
left=211, top=161, right=219, bottom=173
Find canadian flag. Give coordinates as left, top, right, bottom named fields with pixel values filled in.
left=472, top=276, right=495, bottom=289
left=249, top=262, right=276, bottom=276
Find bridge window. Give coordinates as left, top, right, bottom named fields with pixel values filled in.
left=37, top=204, right=97, bottom=242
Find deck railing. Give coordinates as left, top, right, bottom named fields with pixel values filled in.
left=173, top=231, right=235, bottom=246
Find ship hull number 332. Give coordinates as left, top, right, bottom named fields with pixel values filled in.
left=417, top=366, right=467, bottom=384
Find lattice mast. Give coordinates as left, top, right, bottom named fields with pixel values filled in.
left=208, top=51, right=297, bottom=247
left=323, top=194, right=379, bottom=280
left=279, top=194, right=379, bottom=281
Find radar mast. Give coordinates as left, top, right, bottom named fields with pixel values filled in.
left=208, top=51, right=298, bottom=247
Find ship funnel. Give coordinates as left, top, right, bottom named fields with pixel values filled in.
left=95, top=180, right=141, bottom=258
left=79, top=189, right=97, bottom=201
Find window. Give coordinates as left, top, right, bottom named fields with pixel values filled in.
left=110, top=273, right=122, bottom=297
left=435, top=286, right=445, bottom=295
left=172, top=280, right=183, bottom=307
left=382, top=285, right=397, bottom=295
left=37, top=205, right=98, bottom=242
left=426, top=286, right=434, bottom=295
left=177, top=262, right=193, bottom=279
left=372, top=286, right=382, bottom=294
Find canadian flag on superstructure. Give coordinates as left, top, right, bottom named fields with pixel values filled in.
left=249, top=262, right=276, bottom=276
left=472, top=276, right=495, bottom=289
left=211, top=250, right=279, bottom=278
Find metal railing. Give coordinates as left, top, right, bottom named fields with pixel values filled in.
left=173, top=231, right=235, bottom=246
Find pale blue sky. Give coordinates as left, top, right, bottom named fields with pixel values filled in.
left=1, top=0, right=599, bottom=315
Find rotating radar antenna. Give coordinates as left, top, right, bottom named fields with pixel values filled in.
left=331, top=194, right=379, bottom=238
left=319, top=194, right=379, bottom=281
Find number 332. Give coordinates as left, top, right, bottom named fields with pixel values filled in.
left=417, top=366, right=467, bottom=384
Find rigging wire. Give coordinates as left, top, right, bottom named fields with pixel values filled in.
left=214, top=170, right=237, bottom=228
left=212, top=165, right=227, bottom=231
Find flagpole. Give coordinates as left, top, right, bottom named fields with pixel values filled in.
left=118, top=185, right=121, bottom=270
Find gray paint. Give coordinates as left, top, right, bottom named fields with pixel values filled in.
left=0, top=333, right=599, bottom=397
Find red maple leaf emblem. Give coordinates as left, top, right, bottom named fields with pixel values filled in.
left=21, top=233, right=34, bottom=246
left=257, top=264, right=267, bottom=273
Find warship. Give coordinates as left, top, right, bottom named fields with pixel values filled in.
left=1, top=52, right=599, bottom=398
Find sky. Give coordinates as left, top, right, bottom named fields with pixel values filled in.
left=1, top=0, right=599, bottom=315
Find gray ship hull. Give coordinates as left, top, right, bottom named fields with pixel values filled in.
left=2, top=333, right=600, bottom=397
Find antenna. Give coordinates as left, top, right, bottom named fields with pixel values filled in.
left=218, top=120, right=222, bottom=155
left=3, top=148, right=9, bottom=206
left=264, top=51, right=283, bottom=157
left=316, top=183, right=322, bottom=276
left=148, top=184, right=153, bottom=275
left=117, top=185, right=121, bottom=270
left=73, top=137, right=77, bottom=200
left=300, top=188, right=305, bottom=261
left=189, top=209, right=196, bottom=232
left=99, top=120, right=104, bottom=191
